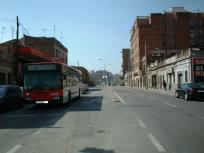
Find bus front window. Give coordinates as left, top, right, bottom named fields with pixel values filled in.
left=24, top=71, right=61, bottom=90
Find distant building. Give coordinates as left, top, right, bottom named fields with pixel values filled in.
left=122, top=48, right=131, bottom=78
left=130, top=7, right=204, bottom=87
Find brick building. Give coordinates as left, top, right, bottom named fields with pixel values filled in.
left=0, top=35, right=68, bottom=85
left=0, top=40, right=15, bottom=84
left=21, top=35, right=68, bottom=64
left=130, top=7, right=204, bottom=87
left=122, top=48, right=131, bottom=79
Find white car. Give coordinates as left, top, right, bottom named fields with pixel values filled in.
left=82, top=84, right=89, bottom=94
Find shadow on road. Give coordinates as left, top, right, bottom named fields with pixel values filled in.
left=89, top=88, right=102, bottom=92
left=80, top=147, right=115, bottom=153
left=69, top=96, right=103, bottom=112
left=0, top=96, right=103, bottom=129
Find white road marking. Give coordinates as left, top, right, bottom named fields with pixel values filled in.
left=113, top=91, right=126, bottom=104
left=162, top=101, right=177, bottom=108
left=148, top=96, right=156, bottom=100
left=148, top=133, right=166, bottom=152
left=137, top=118, right=147, bottom=128
left=6, top=144, right=22, bottom=153
left=32, top=129, right=44, bottom=136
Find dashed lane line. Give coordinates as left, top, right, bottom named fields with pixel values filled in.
left=148, top=133, right=166, bottom=152
left=113, top=91, right=126, bottom=104
left=137, top=118, right=147, bottom=128
left=148, top=96, right=156, bottom=100
left=31, top=129, right=44, bottom=136
left=162, top=101, right=177, bottom=108
left=6, top=144, right=22, bottom=153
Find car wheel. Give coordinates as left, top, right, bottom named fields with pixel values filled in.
left=18, top=100, right=24, bottom=108
left=1, top=103, right=8, bottom=112
left=175, top=92, right=179, bottom=98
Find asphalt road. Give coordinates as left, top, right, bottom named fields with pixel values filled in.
left=0, top=86, right=204, bottom=153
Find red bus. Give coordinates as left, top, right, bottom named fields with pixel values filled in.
left=23, top=62, right=83, bottom=105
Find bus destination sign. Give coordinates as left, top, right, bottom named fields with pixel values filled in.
left=27, top=64, right=57, bottom=71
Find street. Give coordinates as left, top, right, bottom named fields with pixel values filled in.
left=1, top=87, right=204, bottom=153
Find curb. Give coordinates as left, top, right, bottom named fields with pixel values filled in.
left=125, top=86, right=175, bottom=96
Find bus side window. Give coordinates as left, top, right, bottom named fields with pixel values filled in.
left=63, top=74, right=67, bottom=87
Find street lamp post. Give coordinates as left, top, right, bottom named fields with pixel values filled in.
left=98, top=59, right=107, bottom=86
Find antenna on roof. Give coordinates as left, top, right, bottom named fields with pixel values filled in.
left=1, top=27, right=6, bottom=42
left=53, top=24, right=56, bottom=37
left=60, top=32, right=63, bottom=42
left=42, top=28, right=46, bottom=37
left=11, top=26, right=15, bottom=39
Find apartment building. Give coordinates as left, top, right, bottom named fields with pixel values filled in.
left=130, top=7, right=204, bottom=87
left=122, top=48, right=131, bottom=79
left=21, top=35, right=68, bottom=64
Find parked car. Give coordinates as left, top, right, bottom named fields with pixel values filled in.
left=82, top=84, right=89, bottom=94
left=0, top=85, right=23, bottom=112
left=175, top=82, right=204, bottom=101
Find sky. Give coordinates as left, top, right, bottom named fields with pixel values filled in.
left=0, top=0, right=204, bottom=74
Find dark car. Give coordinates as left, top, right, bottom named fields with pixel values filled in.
left=0, top=85, right=23, bottom=112
left=175, top=83, right=204, bottom=101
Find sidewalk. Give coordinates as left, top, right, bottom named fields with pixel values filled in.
left=126, top=86, right=175, bottom=96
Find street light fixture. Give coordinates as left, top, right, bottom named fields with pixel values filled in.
left=98, top=59, right=107, bottom=86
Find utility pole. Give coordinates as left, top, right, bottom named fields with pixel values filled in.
left=164, top=10, right=167, bottom=59
left=15, top=16, right=19, bottom=85
left=145, top=41, right=148, bottom=90
left=197, top=9, right=200, bottom=48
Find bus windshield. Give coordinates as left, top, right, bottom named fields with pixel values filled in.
left=24, top=71, right=61, bottom=90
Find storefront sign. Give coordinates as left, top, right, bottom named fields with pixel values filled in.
left=192, top=58, right=204, bottom=82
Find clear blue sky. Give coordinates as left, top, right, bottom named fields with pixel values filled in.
left=1, top=0, right=204, bottom=74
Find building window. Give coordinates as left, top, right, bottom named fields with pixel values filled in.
left=8, top=73, right=12, bottom=84
left=0, top=72, right=6, bottom=85
left=185, top=71, right=188, bottom=82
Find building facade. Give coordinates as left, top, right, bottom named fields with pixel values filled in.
left=146, top=49, right=204, bottom=91
left=122, top=48, right=131, bottom=78
left=0, top=40, right=15, bottom=84
left=0, top=35, right=68, bottom=85
left=130, top=7, right=204, bottom=87
left=21, top=35, right=68, bottom=64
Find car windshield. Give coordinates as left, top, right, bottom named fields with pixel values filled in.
left=0, top=87, right=6, bottom=97
left=24, top=71, right=61, bottom=90
left=188, top=83, right=204, bottom=88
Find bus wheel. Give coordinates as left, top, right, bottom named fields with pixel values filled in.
left=78, top=89, right=81, bottom=98
left=68, top=92, right=71, bottom=103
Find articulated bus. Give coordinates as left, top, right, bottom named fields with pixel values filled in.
left=23, top=62, right=83, bottom=105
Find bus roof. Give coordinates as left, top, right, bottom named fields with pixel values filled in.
left=24, top=62, right=82, bottom=74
